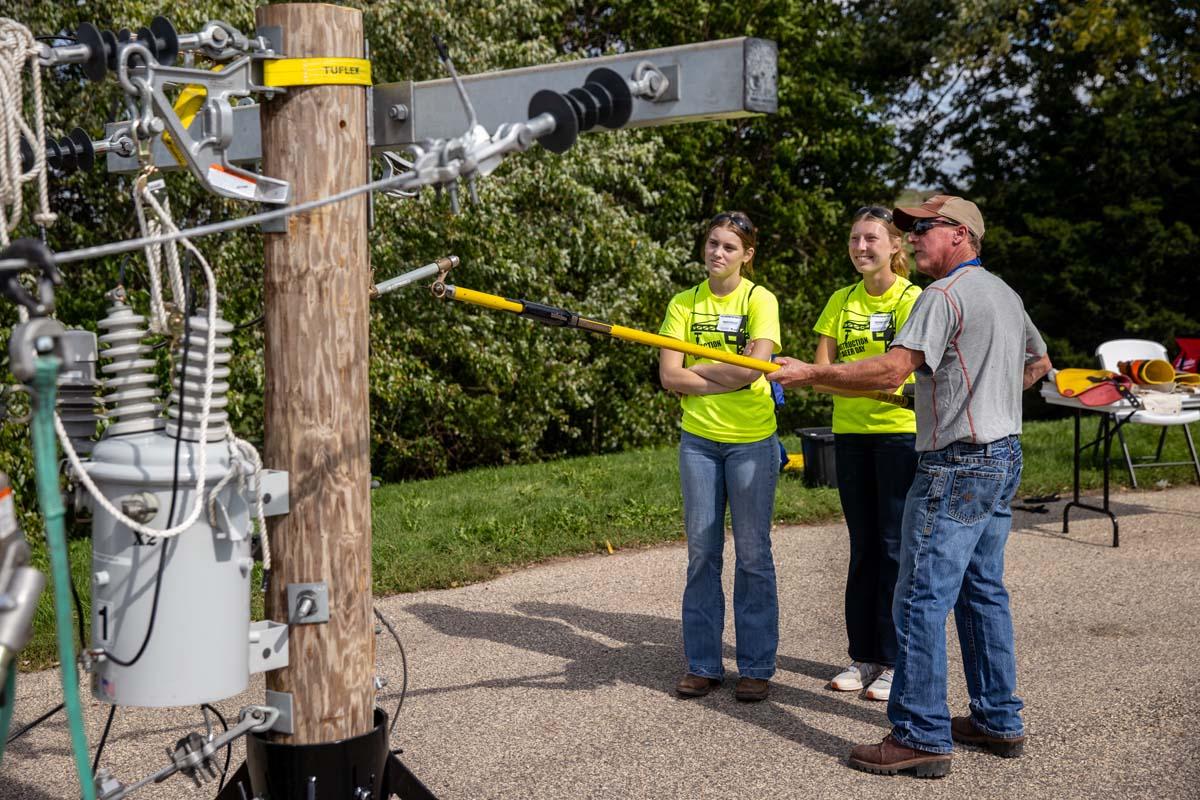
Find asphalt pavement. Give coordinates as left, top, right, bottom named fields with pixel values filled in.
left=3, top=486, right=1199, bottom=799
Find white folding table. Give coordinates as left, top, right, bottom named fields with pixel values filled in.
left=1040, top=384, right=1200, bottom=546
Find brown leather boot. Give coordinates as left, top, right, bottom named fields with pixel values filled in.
left=734, top=677, right=769, bottom=702
left=951, top=715, right=1026, bottom=758
left=848, top=734, right=952, bottom=778
left=675, top=673, right=722, bottom=697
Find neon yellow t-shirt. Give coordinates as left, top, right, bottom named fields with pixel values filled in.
left=659, top=278, right=781, bottom=443
left=813, top=277, right=921, bottom=434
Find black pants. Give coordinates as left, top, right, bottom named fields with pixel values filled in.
left=834, top=432, right=918, bottom=667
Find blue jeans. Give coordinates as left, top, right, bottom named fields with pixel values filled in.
left=834, top=433, right=918, bottom=667
left=679, top=430, right=780, bottom=680
left=888, top=436, right=1026, bottom=753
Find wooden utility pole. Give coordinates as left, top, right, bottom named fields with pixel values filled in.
left=257, top=3, right=374, bottom=744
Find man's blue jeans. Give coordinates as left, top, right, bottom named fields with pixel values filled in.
left=679, top=430, right=780, bottom=680
left=888, top=435, right=1026, bottom=753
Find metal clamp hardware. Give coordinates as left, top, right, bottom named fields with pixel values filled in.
left=93, top=704, right=280, bottom=800
left=249, top=619, right=289, bottom=673
left=115, top=43, right=291, bottom=204
left=119, top=492, right=159, bottom=524
left=260, top=469, right=290, bottom=517
left=264, top=689, right=295, bottom=734
left=371, top=255, right=458, bottom=299
left=287, top=581, right=329, bottom=624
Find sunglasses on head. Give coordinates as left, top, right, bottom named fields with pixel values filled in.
left=856, top=206, right=893, bottom=223
left=910, top=218, right=962, bottom=236
left=710, top=212, right=753, bottom=236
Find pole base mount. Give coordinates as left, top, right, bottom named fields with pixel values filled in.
left=214, top=708, right=438, bottom=799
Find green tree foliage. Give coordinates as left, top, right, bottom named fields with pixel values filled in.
left=0, top=0, right=902, bottom=498
left=864, top=0, right=1199, bottom=368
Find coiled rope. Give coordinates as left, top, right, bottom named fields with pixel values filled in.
left=0, top=18, right=56, bottom=245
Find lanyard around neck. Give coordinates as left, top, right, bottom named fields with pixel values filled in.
left=946, top=257, right=982, bottom=278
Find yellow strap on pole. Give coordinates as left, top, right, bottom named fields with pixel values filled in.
left=262, top=57, right=372, bottom=87
left=438, top=284, right=912, bottom=410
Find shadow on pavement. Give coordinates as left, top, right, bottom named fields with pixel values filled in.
left=405, top=601, right=887, bottom=760
left=0, top=774, right=70, bottom=800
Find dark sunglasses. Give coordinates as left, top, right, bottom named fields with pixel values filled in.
left=910, top=218, right=961, bottom=236
left=856, top=206, right=893, bottom=223
left=710, top=212, right=753, bottom=236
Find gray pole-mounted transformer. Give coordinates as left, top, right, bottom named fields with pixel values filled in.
left=82, top=299, right=286, bottom=707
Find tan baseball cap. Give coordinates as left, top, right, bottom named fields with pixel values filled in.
left=893, top=195, right=985, bottom=239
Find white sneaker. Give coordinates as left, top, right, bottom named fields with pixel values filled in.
left=830, top=661, right=884, bottom=692
left=865, top=668, right=894, bottom=701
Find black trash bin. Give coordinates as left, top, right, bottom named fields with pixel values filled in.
left=797, top=427, right=837, bottom=488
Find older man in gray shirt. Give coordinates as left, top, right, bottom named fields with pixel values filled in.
left=770, top=195, right=1052, bottom=778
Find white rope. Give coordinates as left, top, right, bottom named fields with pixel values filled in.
left=132, top=173, right=170, bottom=332
left=205, top=435, right=271, bottom=571
left=235, top=436, right=271, bottom=572
left=132, top=172, right=185, bottom=334
left=56, top=184, right=219, bottom=540
left=0, top=18, right=55, bottom=246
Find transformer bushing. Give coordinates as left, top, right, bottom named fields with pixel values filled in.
left=56, top=330, right=103, bottom=455
left=97, top=295, right=163, bottom=438
left=86, top=310, right=253, bottom=707
left=166, top=314, right=233, bottom=442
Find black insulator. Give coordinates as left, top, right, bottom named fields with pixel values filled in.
left=101, top=29, right=120, bottom=71
left=44, top=137, right=62, bottom=168
left=54, top=136, right=77, bottom=173
left=51, top=129, right=94, bottom=175
left=136, top=17, right=179, bottom=67
left=562, top=91, right=586, bottom=129
left=528, top=89, right=579, bottom=154
left=585, top=67, right=633, bottom=129
left=581, top=81, right=614, bottom=126
left=149, top=16, right=179, bottom=66
left=566, top=87, right=599, bottom=131
left=74, top=22, right=109, bottom=82
left=68, top=128, right=95, bottom=172
left=25, top=129, right=96, bottom=176
left=19, top=135, right=33, bottom=174
left=527, top=67, right=635, bottom=154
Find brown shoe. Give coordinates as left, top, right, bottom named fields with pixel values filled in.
left=848, top=734, right=952, bottom=778
left=675, top=673, right=721, bottom=697
left=951, top=715, right=1026, bottom=758
left=734, top=677, right=770, bottom=702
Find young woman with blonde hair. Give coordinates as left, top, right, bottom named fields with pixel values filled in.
left=814, top=205, right=921, bottom=702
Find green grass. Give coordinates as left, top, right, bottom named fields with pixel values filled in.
left=17, top=417, right=1198, bottom=670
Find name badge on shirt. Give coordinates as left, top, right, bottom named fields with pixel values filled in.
left=869, top=313, right=892, bottom=334
left=717, top=314, right=745, bottom=334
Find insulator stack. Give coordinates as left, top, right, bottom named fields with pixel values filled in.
left=72, top=17, right=179, bottom=82
left=56, top=330, right=103, bottom=455
left=166, top=315, right=232, bottom=442
left=19, top=128, right=96, bottom=177
left=97, top=296, right=164, bottom=438
left=527, top=68, right=634, bottom=154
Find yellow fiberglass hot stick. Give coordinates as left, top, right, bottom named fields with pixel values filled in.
left=433, top=283, right=912, bottom=410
